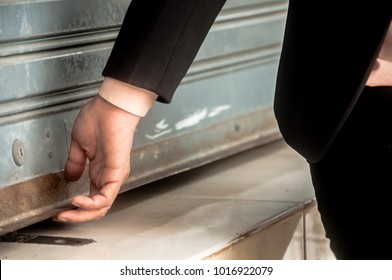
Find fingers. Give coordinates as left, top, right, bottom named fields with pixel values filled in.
left=64, top=139, right=87, bottom=181
left=54, top=195, right=110, bottom=222
left=54, top=182, right=121, bottom=222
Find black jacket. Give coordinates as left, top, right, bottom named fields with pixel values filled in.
left=103, top=0, right=392, bottom=163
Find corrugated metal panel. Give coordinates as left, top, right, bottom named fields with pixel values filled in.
left=0, top=0, right=288, bottom=234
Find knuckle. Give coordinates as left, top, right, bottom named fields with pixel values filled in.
left=124, top=165, right=131, bottom=178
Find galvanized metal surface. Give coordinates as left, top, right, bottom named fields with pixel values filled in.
left=0, top=0, right=288, bottom=234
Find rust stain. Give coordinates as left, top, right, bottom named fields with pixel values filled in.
left=0, top=171, right=89, bottom=235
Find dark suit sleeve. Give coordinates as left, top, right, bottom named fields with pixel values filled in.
left=102, top=0, right=226, bottom=103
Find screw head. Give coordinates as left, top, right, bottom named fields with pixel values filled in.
left=12, top=139, right=26, bottom=166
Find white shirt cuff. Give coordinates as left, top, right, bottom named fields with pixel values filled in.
left=98, top=77, right=158, bottom=117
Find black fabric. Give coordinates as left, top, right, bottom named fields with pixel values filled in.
left=310, top=86, right=392, bottom=259
left=274, top=1, right=392, bottom=163
left=102, top=0, right=227, bottom=103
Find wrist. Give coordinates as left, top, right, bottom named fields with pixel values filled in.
left=90, top=95, right=141, bottom=131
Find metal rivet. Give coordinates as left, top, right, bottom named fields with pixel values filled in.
left=12, top=139, right=26, bottom=166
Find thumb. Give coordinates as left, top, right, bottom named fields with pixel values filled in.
left=64, top=139, right=87, bottom=181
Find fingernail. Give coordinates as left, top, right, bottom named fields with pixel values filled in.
left=72, top=202, right=81, bottom=208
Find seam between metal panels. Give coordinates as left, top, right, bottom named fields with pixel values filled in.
left=0, top=29, right=119, bottom=57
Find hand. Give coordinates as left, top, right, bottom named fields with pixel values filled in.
left=54, top=95, right=140, bottom=222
